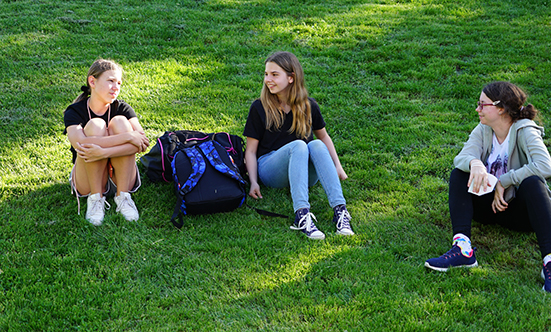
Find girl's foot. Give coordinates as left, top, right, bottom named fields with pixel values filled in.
left=86, top=193, right=109, bottom=226
left=541, top=262, right=551, bottom=293
left=333, top=205, right=354, bottom=235
left=114, top=192, right=139, bottom=221
left=425, top=245, right=478, bottom=272
left=290, top=208, right=325, bottom=240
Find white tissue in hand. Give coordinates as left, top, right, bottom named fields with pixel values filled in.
left=468, top=174, right=498, bottom=196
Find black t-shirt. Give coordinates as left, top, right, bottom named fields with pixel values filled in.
left=243, top=98, right=326, bottom=158
left=63, top=98, right=137, bottom=163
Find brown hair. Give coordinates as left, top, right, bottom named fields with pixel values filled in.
left=482, top=81, right=538, bottom=122
left=72, top=59, right=123, bottom=104
left=260, top=51, right=311, bottom=139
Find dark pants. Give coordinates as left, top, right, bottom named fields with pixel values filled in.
left=449, top=168, right=551, bottom=257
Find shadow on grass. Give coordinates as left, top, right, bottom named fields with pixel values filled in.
left=0, top=176, right=549, bottom=330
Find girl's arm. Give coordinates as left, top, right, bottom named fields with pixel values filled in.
left=129, top=117, right=145, bottom=133
left=500, top=126, right=551, bottom=187
left=75, top=141, right=140, bottom=163
left=245, top=137, right=263, bottom=199
left=66, top=118, right=149, bottom=162
left=314, top=128, right=347, bottom=180
left=67, top=125, right=145, bottom=150
left=67, top=125, right=139, bottom=149
left=453, top=123, right=486, bottom=172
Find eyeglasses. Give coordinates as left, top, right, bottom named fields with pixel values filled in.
left=477, top=100, right=500, bottom=109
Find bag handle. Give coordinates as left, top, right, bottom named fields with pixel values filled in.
left=170, top=199, right=186, bottom=229
left=245, top=204, right=289, bottom=219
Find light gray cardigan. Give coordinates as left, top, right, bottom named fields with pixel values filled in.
left=454, top=119, right=551, bottom=192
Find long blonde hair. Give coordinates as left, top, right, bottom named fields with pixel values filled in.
left=72, top=59, right=123, bottom=104
left=260, top=51, right=311, bottom=139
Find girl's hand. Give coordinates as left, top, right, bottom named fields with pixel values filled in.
left=127, top=131, right=150, bottom=152
left=76, top=142, right=105, bottom=162
left=492, top=181, right=508, bottom=213
left=336, top=165, right=348, bottom=181
left=468, top=159, right=491, bottom=193
left=248, top=182, right=263, bottom=199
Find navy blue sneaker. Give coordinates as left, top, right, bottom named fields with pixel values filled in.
left=290, top=208, right=325, bottom=240
left=541, top=262, right=551, bottom=293
left=333, top=205, right=354, bottom=236
left=425, top=245, right=478, bottom=272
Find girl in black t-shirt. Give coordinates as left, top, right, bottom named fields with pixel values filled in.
left=243, top=51, right=354, bottom=239
left=64, top=59, right=149, bottom=226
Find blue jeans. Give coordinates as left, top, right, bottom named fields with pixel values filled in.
left=257, top=140, right=346, bottom=212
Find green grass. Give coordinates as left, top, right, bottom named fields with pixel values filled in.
left=2, top=0, right=551, bottom=330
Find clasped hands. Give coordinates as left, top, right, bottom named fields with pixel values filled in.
left=76, top=131, right=149, bottom=163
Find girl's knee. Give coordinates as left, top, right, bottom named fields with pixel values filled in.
left=108, top=116, right=132, bottom=134
left=83, top=118, right=108, bottom=136
left=307, top=139, right=329, bottom=158
left=287, top=140, right=308, bottom=156
left=450, top=168, right=469, bottom=181
left=520, top=175, right=545, bottom=190
left=308, top=139, right=325, bottom=150
left=289, top=139, right=308, bottom=150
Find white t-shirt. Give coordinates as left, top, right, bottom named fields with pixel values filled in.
left=486, top=128, right=511, bottom=179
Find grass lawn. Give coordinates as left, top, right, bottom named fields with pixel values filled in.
left=2, top=0, right=551, bottom=330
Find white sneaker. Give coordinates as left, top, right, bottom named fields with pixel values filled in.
left=86, top=193, right=109, bottom=226
left=114, top=192, right=139, bottom=221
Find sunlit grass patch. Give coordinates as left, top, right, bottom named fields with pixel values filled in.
left=2, top=0, right=551, bottom=330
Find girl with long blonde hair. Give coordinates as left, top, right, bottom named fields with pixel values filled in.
left=244, top=51, right=354, bottom=239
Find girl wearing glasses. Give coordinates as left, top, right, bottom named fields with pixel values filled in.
left=425, top=81, right=551, bottom=292
left=243, top=51, right=354, bottom=240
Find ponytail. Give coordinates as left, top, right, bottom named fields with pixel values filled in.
left=482, top=81, right=539, bottom=122
left=73, top=85, right=91, bottom=104
left=518, top=104, right=537, bottom=121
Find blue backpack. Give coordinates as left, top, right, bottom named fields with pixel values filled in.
left=170, top=140, right=247, bottom=228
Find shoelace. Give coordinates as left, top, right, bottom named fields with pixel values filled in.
left=335, top=210, right=351, bottom=230
left=116, top=195, right=136, bottom=213
left=90, top=197, right=110, bottom=216
left=71, top=170, right=82, bottom=215
left=440, top=246, right=460, bottom=259
left=290, top=212, right=318, bottom=233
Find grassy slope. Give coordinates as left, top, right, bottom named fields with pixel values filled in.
left=1, top=0, right=551, bottom=330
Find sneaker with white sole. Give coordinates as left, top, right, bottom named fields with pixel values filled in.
left=86, top=193, right=109, bottom=226
left=425, top=245, right=478, bottom=272
left=114, top=192, right=139, bottom=221
left=333, top=205, right=354, bottom=236
left=541, top=262, right=551, bottom=293
left=290, top=209, right=325, bottom=240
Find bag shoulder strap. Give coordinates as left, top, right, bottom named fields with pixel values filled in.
left=170, top=147, right=207, bottom=229
left=198, top=141, right=246, bottom=185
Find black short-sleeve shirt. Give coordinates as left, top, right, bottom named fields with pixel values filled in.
left=243, top=98, right=326, bottom=158
left=63, top=98, right=137, bottom=163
